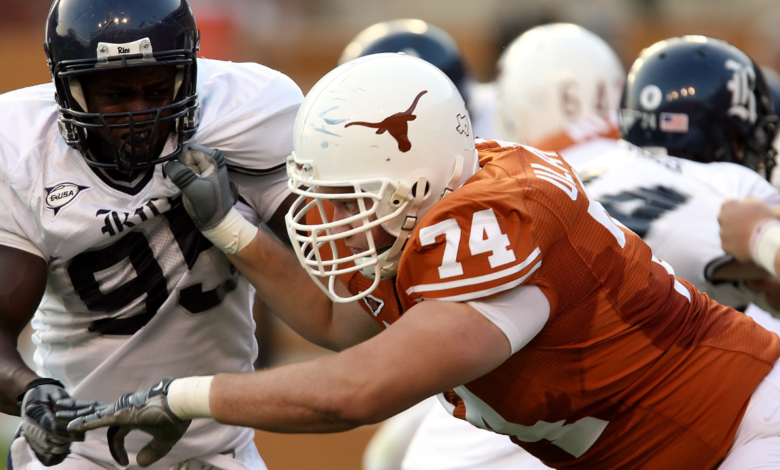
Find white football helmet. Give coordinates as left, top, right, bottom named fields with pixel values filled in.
left=497, top=23, right=625, bottom=144
left=286, top=53, right=478, bottom=303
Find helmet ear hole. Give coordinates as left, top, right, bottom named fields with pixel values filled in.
left=411, top=181, right=431, bottom=199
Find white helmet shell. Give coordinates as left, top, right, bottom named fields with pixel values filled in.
left=286, top=53, right=477, bottom=302
left=497, top=23, right=625, bottom=144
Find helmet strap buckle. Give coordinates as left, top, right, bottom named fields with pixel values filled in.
left=380, top=176, right=428, bottom=270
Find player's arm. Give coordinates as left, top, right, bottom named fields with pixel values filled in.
left=227, top=227, right=381, bottom=351
left=207, top=300, right=510, bottom=431
left=64, top=298, right=512, bottom=468
left=165, top=145, right=380, bottom=351
left=718, top=197, right=780, bottom=278
left=0, top=244, right=46, bottom=414
left=0, top=244, right=85, bottom=466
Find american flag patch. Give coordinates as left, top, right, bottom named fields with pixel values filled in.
left=659, top=113, right=689, bottom=133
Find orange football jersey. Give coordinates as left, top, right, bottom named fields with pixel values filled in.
left=391, top=141, right=780, bottom=469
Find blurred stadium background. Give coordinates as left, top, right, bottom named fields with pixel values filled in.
left=2, top=0, right=780, bottom=468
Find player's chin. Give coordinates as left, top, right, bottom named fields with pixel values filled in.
left=347, top=245, right=369, bottom=256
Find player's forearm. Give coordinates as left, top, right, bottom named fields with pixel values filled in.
left=208, top=359, right=371, bottom=433
left=0, top=333, right=39, bottom=416
left=172, top=301, right=510, bottom=432
left=227, top=230, right=340, bottom=349
left=0, top=246, right=49, bottom=415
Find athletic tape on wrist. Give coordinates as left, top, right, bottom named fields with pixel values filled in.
left=167, top=376, right=214, bottom=420
left=750, top=219, right=780, bottom=277
left=201, top=208, right=259, bottom=254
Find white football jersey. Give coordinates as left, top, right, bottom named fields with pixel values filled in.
left=0, top=58, right=302, bottom=467
left=570, top=140, right=780, bottom=310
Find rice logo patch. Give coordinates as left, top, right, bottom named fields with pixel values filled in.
left=45, top=183, right=89, bottom=215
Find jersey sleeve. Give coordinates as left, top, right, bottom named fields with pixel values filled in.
left=0, top=183, right=45, bottom=259
left=193, top=58, right=302, bottom=220
left=466, top=284, right=550, bottom=354
left=0, top=103, right=49, bottom=261
left=228, top=167, right=289, bottom=224
left=706, top=161, right=780, bottom=205
left=0, top=166, right=47, bottom=260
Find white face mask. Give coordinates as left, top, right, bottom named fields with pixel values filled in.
left=285, top=171, right=427, bottom=303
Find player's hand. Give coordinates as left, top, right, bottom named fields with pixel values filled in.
left=164, top=144, right=237, bottom=230
left=57, top=378, right=191, bottom=468
left=21, top=382, right=85, bottom=466
left=719, top=197, right=777, bottom=262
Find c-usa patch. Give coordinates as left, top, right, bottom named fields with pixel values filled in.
left=45, top=183, right=89, bottom=215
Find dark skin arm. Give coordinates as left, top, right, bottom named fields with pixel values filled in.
left=0, top=245, right=48, bottom=415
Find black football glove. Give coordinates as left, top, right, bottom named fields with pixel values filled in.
left=164, top=144, right=238, bottom=230
left=20, top=379, right=84, bottom=466
left=57, top=378, right=190, bottom=468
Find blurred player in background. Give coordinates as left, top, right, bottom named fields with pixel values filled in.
left=760, top=66, right=780, bottom=190
left=0, top=0, right=302, bottom=468
left=339, top=19, right=498, bottom=139
left=497, top=23, right=624, bottom=155
left=64, top=53, right=780, bottom=470
left=609, top=36, right=780, bottom=319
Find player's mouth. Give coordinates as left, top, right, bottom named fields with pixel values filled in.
left=121, top=130, right=153, bottom=154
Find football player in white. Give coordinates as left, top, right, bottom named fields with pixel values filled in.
left=0, top=0, right=302, bottom=468
left=715, top=67, right=780, bottom=314
left=496, top=24, right=625, bottom=154
left=609, top=36, right=780, bottom=317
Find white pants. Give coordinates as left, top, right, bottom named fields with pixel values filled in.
left=718, top=357, right=780, bottom=469
left=9, top=430, right=266, bottom=470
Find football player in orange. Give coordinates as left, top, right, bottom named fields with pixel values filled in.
left=63, top=54, right=780, bottom=470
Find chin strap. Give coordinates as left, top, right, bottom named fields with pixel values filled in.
left=443, top=155, right=465, bottom=197
left=362, top=177, right=428, bottom=280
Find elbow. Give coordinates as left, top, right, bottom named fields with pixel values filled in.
left=326, top=383, right=391, bottom=428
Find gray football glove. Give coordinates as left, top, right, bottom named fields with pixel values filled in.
left=21, top=381, right=84, bottom=466
left=58, top=378, right=190, bottom=468
left=164, top=143, right=237, bottom=230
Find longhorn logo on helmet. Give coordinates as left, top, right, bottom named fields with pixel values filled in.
left=345, top=90, right=428, bottom=152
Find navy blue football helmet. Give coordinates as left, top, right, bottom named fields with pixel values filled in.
left=621, top=36, right=777, bottom=179
left=762, top=66, right=780, bottom=113
left=45, top=0, right=200, bottom=173
left=339, top=19, right=471, bottom=105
